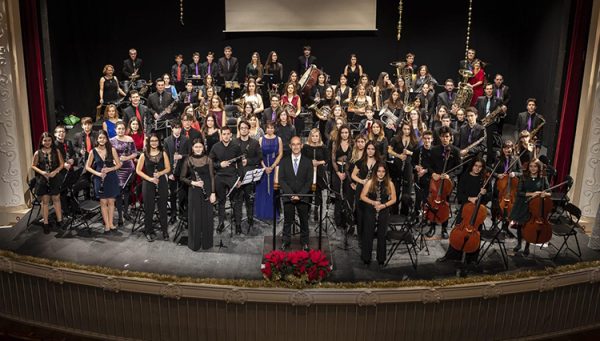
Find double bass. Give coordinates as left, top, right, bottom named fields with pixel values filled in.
left=521, top=179, right=569, bottom=244
left=449, top=164, right=496, bottom=253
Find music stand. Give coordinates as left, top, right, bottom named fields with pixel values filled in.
left=240, top=168, right=264, bottom=233
left=277, top=193, right=323, bottom=250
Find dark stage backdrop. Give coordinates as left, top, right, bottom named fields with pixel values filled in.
left=43, top=0, right=572, bottom=159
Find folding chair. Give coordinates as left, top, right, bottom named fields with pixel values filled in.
left=385, top=215, right=418, bottom=269
left=549, top=203, right=582, bottom=260
left=550, top=175, right=574, bottom=222
left=25, top=177, right=42, bottom=230
left=477, top=223, right=509, bottom=269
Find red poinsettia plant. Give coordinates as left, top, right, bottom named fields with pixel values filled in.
left=261, top=249, right=332, bottom=284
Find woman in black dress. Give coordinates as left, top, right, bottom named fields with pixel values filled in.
left=31, top=132, right=64, bottom=234
left=85, top=130, right=122, bottom=233
left=343, top=54, right=363, bottom=88
left=135, top=133, right=171, bottom=242
left=99, top=64, right=126, bottom=105
left=180, top=139, right=216, bottom=250
left=302, top=128, right=328, bottom=221
left=360, top=162, right=397, bottom=265
left=351, top=141, right=380, bottom=243
left=388, top=122, right=418, bottom=215
left=510, top=159, right=550, bottom=256
left=331, top=125, right=353, bottom=230
left=202, top=113, right=221, bottom=154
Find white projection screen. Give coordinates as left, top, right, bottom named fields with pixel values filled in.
left=225, top=0, right=377, bottom=32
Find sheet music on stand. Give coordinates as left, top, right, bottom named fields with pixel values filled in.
left=241, top=168, right=264, bottom=185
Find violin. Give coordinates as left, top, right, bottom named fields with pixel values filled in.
left=496, top=153, right=523, bottom=220
left=449, top=164, right=495, bottom=253
left=521, top=179, right=569, bottom=244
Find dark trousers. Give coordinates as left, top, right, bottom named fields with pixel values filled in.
left=331, top=172, right=352, bottom=228
left=215, top=175, right=242, bottom=226
left=116, top=183, right=131, bottom=221
left=361, top=209, right=389, bottom=263
left=168, top=178, right=186, bottom=217
left=142, top=178, right=169, bottom=235
left=283, top=200, right=310, bottom=244
left=240, top=183, right=255, bottom=225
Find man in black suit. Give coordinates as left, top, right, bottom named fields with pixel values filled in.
left=476, top=83, right=505, bottom=165
left=189, top=52, right=202, bottom=79
left=297, top=45, right=317, bottom=75
left=147, top=79, right=174, bottom=138
left=122, top=48, right=143, bottom=79
left=515, top=98, right=545, bottom=147
left=456, top=107, right=486, bottom=160
left=200, top=51, right=218, bottom=80
left=426, top=126, right=461, bottom=239
left=217, top=46, right=239, bottom=83
left=171, top=54, right=188, bottom=92
left=493, top=73, right=511, bottom=131
left=122, top=90, right=151, bottom=132
left=218, top=46, right=239, bottom=103
left=436, top=79, right=456, bottom=112
left=279, top=136, right=313, bottom=250
left=262, top=95, right=280, bottom=126
left=73, top=117, right=97, bottom=199
left=164, top=120, right=191, bottom=224
left=459, top=48, right=476, bottom=71
left=181, top=113, right=202, bottom=142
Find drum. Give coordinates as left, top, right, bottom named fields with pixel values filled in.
left=134, top=79, right=147, bottom=90
left=298, top=65, right=320, bottom=98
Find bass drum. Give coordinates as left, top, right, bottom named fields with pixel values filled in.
left=298, top=65, right=320, bottom=98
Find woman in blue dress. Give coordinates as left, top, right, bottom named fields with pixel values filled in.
left=254, top=122, right=283, bottom=221
left=102, top=104, right=120, bottom=138
left=86, top=130, right=122, bottom=233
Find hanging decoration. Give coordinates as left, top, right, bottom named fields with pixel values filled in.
left=180, top=0, right=185, bottom=26
left=397, top=0, right=403, bottom=41
left=464, top=0, right=473, bottom=58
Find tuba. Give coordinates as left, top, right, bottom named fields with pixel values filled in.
left=453, top=69, right=474, bottom=109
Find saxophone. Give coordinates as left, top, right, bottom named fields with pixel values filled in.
left=481, top=104, right=504, bottom=127
left=529, top=115, right=546, bottom=142
left=461, top=128, right=487, bottom=159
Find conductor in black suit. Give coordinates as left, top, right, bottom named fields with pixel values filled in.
left=297, top=46, right=317, bottom=75
left=278, top=136, right=313, bottom=251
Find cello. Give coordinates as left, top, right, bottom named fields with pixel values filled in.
left=496, top=151, right=525, bottom=220
left=521, top=179, right=569, bottom=244
left=449, top=163, right=497, bottom=253
left=425, top=147, right=453, bottom=224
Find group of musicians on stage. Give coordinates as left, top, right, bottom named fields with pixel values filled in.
left=32, top=46, right=553, bottom=268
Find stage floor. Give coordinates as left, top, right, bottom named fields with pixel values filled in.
left=1, top=206, right=598, bottom=283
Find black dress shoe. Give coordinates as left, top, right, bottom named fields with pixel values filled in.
left=436, top=256, right=448, bottom=263
left=216, top=222, right=225, bottom=234
left=441, top=228, right=449, bottom=239
left=145, top=234, right=155, bottom=242
left=169, top=216, right=177, bottom=225
left=280, top=242, right=290, bottom=251
left=235, top=225, right=242, bottom=235
left=103, top=229, right=111, bottom=235
left=43, top=224, right=50, bottom=234
left=363, top=259, right=371, bottom=265
left=425, top=226, right=436, bottom=238
left=378, top=261, right=385, bottom=267
left=117, top=219, right=124, bottom=227
left=302, top=244, right=310, bottom=251
left=163, top=231, right=170, bottom=241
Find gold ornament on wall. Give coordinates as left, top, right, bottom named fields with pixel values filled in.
left=397, top=0, right=404, bottom=41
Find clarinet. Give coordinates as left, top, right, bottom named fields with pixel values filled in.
left=153, top=163, right=159, bottom=196
left=98, top=158, right=114, bottom=195
left=173, top=138, right=181, bottom=174
left=375, top=180, right=382, bottom=221
left=193, top=168, right=209, bottom=201
left=44, top=151, right=52, bottom=192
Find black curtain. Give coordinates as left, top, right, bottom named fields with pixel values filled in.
left=45, top=0, right=571, bottom=156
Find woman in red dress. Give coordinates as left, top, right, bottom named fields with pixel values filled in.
left=468, top=60, right=485, bottom=106
left=127, top=118, right=145, bottom=207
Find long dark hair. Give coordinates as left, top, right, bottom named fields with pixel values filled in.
left=333, top=124, right=352, bottom=157
left=360, top=140, right=381, bottom=165
left=95, top=130, right=114, bottom=162
left=37, top=132, right=59, bottom=167
left=367, top=162, right=392, bottom=194
left=144, top=132, right=163, bottom=158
